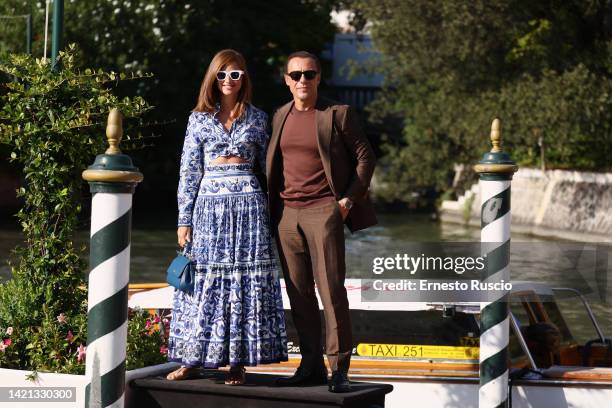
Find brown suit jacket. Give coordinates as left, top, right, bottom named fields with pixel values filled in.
left=266, top=96, right=377, bottom=233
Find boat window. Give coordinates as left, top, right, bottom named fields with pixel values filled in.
left=539, top=295, right=576, bottom=346
left=284, top=309, right=481, bottom=360
left=349, top=310, right=480, bottom=347
left=510, top=296, right=534, bottom=327
left=508, top=324, right=529, bottom=366
left=508, top=293, right=577, bottom=368
left=551, top=290, right=603, bottom=346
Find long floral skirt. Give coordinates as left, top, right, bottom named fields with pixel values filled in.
left=168, top=163, right=288, bottom=368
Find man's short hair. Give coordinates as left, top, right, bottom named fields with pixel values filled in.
left=284, top=51, right=321, bottom=74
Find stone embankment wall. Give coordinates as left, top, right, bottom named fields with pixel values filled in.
left=441, top=168, right=612, bottom=242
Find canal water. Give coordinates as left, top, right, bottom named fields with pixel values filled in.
left=0, top=213, right=610, bottom=345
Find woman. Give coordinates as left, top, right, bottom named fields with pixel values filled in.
left=166, top=49, right=288, bottom=385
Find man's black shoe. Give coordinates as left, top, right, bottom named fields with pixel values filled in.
left=275, top=365, right=328, bottom=387
left=328, top=370, right=351, bottom=393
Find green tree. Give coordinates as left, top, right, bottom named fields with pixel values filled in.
left=349, top=0, right=611, bottom=203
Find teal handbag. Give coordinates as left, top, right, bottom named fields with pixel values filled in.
left=166, top=243, right=195, bottom=294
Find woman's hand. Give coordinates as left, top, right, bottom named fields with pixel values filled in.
left=177, top=226, right=192, bottom=247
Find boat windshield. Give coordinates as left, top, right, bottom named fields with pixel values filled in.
left=507, top=291, right=593, bottom=369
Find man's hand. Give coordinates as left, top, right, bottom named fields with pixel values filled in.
left=177, top=226, right=191, bottom=247
left=337, top=198, right=352, bottom=221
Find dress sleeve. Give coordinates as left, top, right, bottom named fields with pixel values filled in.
left=256, top=111, right=269, bottom=174
left=177, top=112, right=205, bottom=227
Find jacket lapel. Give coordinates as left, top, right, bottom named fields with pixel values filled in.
left=315, top=99, right=336, bottom=196
left=266, top=101, right=293, bottom=178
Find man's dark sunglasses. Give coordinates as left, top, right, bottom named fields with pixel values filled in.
left=287, top=70, right=318, bottom=81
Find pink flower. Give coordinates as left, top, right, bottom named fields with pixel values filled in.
left=6, top=327, right=13, bottom=336
left=3, top=338, right=12, bottom=346
left=145, top=319, right=152, bottom=330
left=57, top=313, right=66, bottom=324
left=77, top=344, right=87, bottom=363
left=66, top=330, right=74, bottom=343
left=153, top=315, right=161, bottom=324
left=162, top=318, right=169, bottom=325
left=159, top=345, right=168, bottom=355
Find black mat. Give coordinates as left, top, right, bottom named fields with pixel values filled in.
left=131, top=369, right=393, bottom=408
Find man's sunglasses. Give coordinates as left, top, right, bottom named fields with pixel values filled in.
left=216, top=70, right=245, bottom=81
left=287, top=70, right=318, bottom=81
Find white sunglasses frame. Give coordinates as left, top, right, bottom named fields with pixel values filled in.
left=216, top=70, right=245, bottom=81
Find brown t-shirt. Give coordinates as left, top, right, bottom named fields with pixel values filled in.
left=279, top=106, right=335, bottom=208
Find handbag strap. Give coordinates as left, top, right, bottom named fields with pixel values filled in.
left=178, top=241, right=193, bottom=258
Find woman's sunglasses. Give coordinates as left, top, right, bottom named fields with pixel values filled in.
left=287, top=70, right=318, bottom=81
left=216, top=70, right=245, bottom=81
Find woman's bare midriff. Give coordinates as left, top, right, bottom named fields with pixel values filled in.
left=210, top=155, right=248, bottom=164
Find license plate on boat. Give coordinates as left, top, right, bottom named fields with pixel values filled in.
left=356, top=343, right=479, bottom=360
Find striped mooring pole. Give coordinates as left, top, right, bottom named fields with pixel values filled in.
left=82, top=109, right=143, bottom=408
left=474, top=119, right=518, bottom=408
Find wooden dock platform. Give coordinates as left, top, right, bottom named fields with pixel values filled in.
left=130, top=369, right=393, bottom=408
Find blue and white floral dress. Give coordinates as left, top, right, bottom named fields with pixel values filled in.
left=168, top=104, right=288, bottom=368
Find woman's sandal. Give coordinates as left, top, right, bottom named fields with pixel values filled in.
left=166, top=366, right=197, bottom=381
left=225, top=366, right=246, bottom=385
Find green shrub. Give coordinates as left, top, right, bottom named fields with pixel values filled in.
left=0, top=45, right=163, bottom=373
left=0, top=310, right=169, bottom=374
left=126, top=309, right=169, bottom=371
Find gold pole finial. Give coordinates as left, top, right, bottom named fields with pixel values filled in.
left=490, top=118, right=502, bottom=153
left=105, top=109, right=123, bottom=155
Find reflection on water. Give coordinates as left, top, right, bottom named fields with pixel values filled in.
left=0, top=213, right=610, bottom=343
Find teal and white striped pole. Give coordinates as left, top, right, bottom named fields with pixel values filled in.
left=474, top=119, right=517, bottom=408
left=82, top=109, right=143, bottom=408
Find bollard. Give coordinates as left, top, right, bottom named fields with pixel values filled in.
left=474, top=119, right=518, bottom=408
left=82, top=109, right=143, bottom=408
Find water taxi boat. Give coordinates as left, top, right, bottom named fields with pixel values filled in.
left=128, top=279, right=612, bottom=407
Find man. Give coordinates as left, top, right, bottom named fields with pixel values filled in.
left=266, top=51, right=377, bottom=393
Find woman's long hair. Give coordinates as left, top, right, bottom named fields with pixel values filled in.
left=193, top=49, right=252, bottom=119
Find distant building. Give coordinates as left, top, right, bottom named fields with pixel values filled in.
left=312, top=9, right=394, bottom=147
left=328, top=33, right=383, bottom=88
left=322, top=33, right=383, bottom=112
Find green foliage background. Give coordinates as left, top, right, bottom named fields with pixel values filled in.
left=1, top=0, right=340, bottom=204
left=0, top=46, right=157, bottom=372
left=349, top=0, right=611, bottom=203
left=2, top=1, right=610, bottom=205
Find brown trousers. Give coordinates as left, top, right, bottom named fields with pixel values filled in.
left=276, top=201, right=352, bottom=372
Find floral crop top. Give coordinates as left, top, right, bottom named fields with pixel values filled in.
left=177, top=104, right=269, bottom=227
